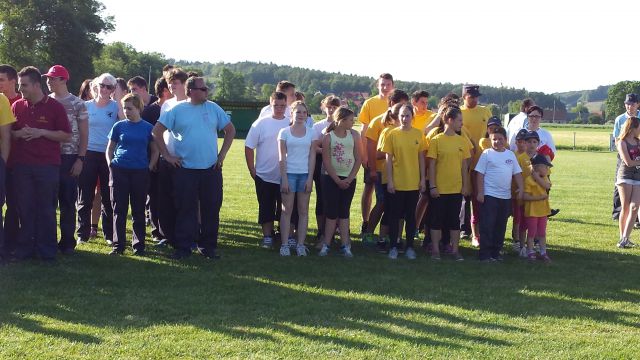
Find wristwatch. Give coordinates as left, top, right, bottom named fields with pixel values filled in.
left=77, top=155, right=86, bottom=162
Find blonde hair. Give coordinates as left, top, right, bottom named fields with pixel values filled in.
left=619, top=116, right=640, bottom=142
left=121, top=93, right=144, bottom=112
left=326, top=107, right=354, bottom=133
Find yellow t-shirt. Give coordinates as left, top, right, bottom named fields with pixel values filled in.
left=358, top=96, right=388, bottom=126
left=461, top=105, right=492, bottom=146
left=426, top=133, right=471, bottom=195
left=512, top=151, right=530, bottom=203
left=479, top=137, right=491, bottom=152
left=413, top=110, right=435, bottom=131
left=0, top=93, right=16, bottom=127
left=382, top=128, right=427, bottom=191
left=524, top=176, right=551, bottom=217
left=377, top=127, right=392, bottom=184
left=367, top=115, right=397, bottom=174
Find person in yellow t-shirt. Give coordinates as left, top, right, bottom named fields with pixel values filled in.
left=383, top=104, right=426, bottom=260
left=0, top=92, right=16, bottom=258
left=523, top=154, right=553, bottom=263
left=358, top=73, right=394, bottom=237
left=411, top=90, right=434, bottom=132
left=363, top=103, right=401, bottom=248
left=426, top=105, right=470, bottom=261
left=460, top=84, right=492, bottom=247
left=511, top=128, right=530, bottom=256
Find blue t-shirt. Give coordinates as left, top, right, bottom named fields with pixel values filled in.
left=86, top=99, right=119, bottom=152
left=108, top=119, right=154, bottom=169
left=613, top=110, right=640, bottom=139
left=158, top=100, right=230, bottom=169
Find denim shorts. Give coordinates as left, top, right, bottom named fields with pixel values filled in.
left=285, top=173, right=309, bottom=192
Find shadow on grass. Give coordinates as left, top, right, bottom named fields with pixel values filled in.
left=0, top=219, right=639, bottom=351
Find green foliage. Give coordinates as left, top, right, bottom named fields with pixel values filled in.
left=588, top=114, right=604, bottom=125
left=508, top=100, right=523, bottom=114
left=0, top=0, right=113, bottom=92
left=605, top=81, right=640, bottom=120
left=487, top=103, right=501, bottom=117
left=571, top=103, right=590, bottom=115
left=93, top=42, right=167, bottom=93
left=260, top=84, right=276, bottom=101
left=214, top=68, right=247, bottom=101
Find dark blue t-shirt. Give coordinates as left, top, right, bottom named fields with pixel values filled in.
left=108, top=119, right=154, bottom=169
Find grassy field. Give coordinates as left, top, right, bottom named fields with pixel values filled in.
left=1, top=139, right=639, bottom=359
left=549, top=127, right=612, bottom=151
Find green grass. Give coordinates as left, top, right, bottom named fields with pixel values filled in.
left=1, top=142, right=639, bottom=359
left=549, top=127, right=612, bottom=151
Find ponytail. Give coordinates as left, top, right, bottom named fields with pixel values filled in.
left=326, top=121, right=337, bottom=133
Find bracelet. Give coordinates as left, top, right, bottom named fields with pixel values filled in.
left=430, top=186, right=436, bottom=190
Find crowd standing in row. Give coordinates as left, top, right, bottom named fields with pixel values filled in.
left=6, top=66, right=629, bottom=263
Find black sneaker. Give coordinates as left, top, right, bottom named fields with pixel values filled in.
left=548, top=209, right=560, bottom=217
left=109, top=249, right=124, bottom=256
left=133, top=249, right=146, bottom=257
left=375, top=240, right=387, bottom=253
left=360, top=222, right=368, bottom=235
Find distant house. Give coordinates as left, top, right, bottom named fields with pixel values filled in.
left=341, top=91, right=369, bottom=110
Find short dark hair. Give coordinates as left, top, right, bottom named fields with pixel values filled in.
left=17, top=66, right=42, bottom=85
left=379, top=73, right=394, bottom=84
left=411, top=90, right=430, bottom=102
left=388, top=89, right=409, bottom=106
left=270, top=91, right=287, bottom=101
left=490, top=126, right=507, bottom=139
left=521, top=98, right=535, bottom=112
left=154, top=77, right=168, bottom=97
left=526, top=105, right=544, bottom=117
left=295, top=91, right=305, bottom=101
left=166, top=68, right=188, bottom=83
left=276, top=80, right=295, bottom=92
left=127, top=76, right=147, bottom=90
left=0, top=64, right=17, bottom=80
left=115, top=78, right=127, bottom=92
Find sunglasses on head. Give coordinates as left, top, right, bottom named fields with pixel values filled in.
left=99, top=83, right=115, bottom=90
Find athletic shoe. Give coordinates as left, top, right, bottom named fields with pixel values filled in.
left=388, top=247, right=398, bottom=260
left=360, top=222, right=368, bottom=235
left=471, top=237, right=480, bottom=247
left=454, top=253, right=464, bottom=262
left=617, top=237, right=634, bottom=249
left=105, top=239, right=113, bottom=246
left=89, top=227, right=98, bottom=239
left=405, top=247, right=416, bottom=260
left=261, top=237, right=273, bottom=249
left=527, top=252, right=537, bottom=262
left=288, top=237, right=297, bottom=249
left=512, top=241, right=521, bottom=253
left=540, top=253, right=552, bottom=263
left=627, top=239, right=637, bottom=247
left=341, top=245, right=353, bottom=258
left=548, top=209, right=560, bottom=217
left=492, top=255, right=504, bottom=262
left=519, top=247, right=528, bottom=258
left=319, top=244, right=329, bottom=257
left=153, top=239, right=168, bottom=247
left=431, top=254, right=441, bottom=261
left=362, top=233, right=376, bottom=246
left=132, top=249, right=146, bottom=257
left=279, top=245, right=290, bottom=256
left=76, top=238, right=88, bottom=245
left=376, top=240, right=387, bottom=254
left=109, top=249, right=123, bottom=256
left=296, top=244, right=308, bottom=257
left=460, top=231, right=471, bottom=239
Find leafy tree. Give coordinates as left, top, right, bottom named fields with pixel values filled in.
left=260, top=83, right=275, bottom=100
left=93, top=42, right=167, bottom=93
left=214, top=67, right=246, bottom=101
left=588, top=114, right=604, bottom=125
left=487, top=103, right=501, bottom=117
left=605, top=81, right=640, bottom=120
left=0, top=0, right=114, bottom=91
left=571, top=103, right=590, bottom=115
left=508, top=100, right=523, bottom=114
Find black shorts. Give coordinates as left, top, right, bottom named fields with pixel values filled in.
left=322, top=175, right=356, bottom=220
left=430, top=193, right=463, bottom=231
left=254, top=175, right=281, bottom=224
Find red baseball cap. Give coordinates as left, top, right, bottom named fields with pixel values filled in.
left=43, top=65, right=69, bottom=81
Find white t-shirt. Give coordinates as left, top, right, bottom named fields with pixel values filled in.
left=507, top=112, right=527, bottom=151
left=259, top=104, right=313, bottom=127
left=312, top=118, right=332, bottom=139
left=245, top=116, right=290, bottom=184
left=534, top=127, right=556, bottom=154
left=475, top=148, right=522, bottom=199
left=159, top=97, right=187, bottom=156
left=277, top=126, right=316, bottom=174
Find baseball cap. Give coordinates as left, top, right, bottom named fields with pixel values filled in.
left=487, top=116, right=501, bottom=127
left=462, top=84, right=482, bottom=97
left=515, top=129, right=529, bottom=141
left=42, top=65, right=69, bottom=81
left=531, top=153, right=553, bottom=167
left=624, top=93, right=639, bottom=105
left=523, top=130, right=539, bottom=141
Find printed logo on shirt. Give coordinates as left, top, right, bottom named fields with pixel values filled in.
left=505, top=159, right=513, bottom=165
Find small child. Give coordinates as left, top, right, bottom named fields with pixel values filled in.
left=513, top=129, right=534, bottom=256
left=475, top=127, right=523, bottom=261
left=523, top=154, right=553, bottom=262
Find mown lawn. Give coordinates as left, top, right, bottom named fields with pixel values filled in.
left=1, top=141, right=638, bottom=359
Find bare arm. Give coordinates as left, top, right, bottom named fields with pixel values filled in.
left=461, top=159, right=471, bottom=197
left=360, top=123, right=369, bottom=168
left=346, top=131, right=362, bottom=182
left=305, top=140, right=317, bottom=192
left=618, top=140, right=640, bottom=167
left=418, top=150, right=426, bottom=193
left=105, top=140, right=116, bottom=165
left=385, top=152, right=394, bottom=194
left=279, top=139, right=289, bottom=193
left=0, top=124, right=10, bottom=162
left=148, top=141, right=159, bottom=171
left=21, top=126, right=71, bottom=143
left=322, top=134, right=340, bottom=183
left=70, top=118, right=89, bottom=176
left=152, top=122, right=181, bottom=167
left=476, top=172, right=485, bottom=203
left=366, top=135, right=379, bottom=181
left=513, top=173, right=524, bottom=200
left=216, top=122, right=236, bottom=169
left=428, top=157, right=439, bottom=198
left=244, top=146, right=256, bottom=179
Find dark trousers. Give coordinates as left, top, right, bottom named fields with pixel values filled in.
left=387, top=190, right=419, bottom=249
left=254, top=175, right=281, bottom=225
left=12, top=164, right=59, bottom=260
left=77, top=151, right=113, bottom=241
left=58, top=155, right=78, bottom=251
left=0, top=158, right=5, bottom=257
left=157, top=159, right=176, bottom=246
left=147, top=169, right=162, bottom=239
left=4, top=167, right=19, bottom=255
left=173, top=166, right=223, bottom=255
left=613, top=156, right=621, bottom=219
left=110, top=166, right=149, bottom=252
left=478, top=195, right=511, bottom=260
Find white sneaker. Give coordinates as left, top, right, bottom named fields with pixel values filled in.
left=341, top=245, right=353, bottom=258
left=519, top=247, right=528, bottom=258
left=388, top=247, right=398, bottom=260
left=262, top=236, right=273, bottom=249
left=512, top=241, right=521, bottom=253
left=319, top=244, right=329, bottom=256
left=471, top=237, right=480, bottom=247
left=296, top=244, right=308, bottom=256
left=288, top=237, right=297, bottom=249
left=279, top=245, right=290, bottom=256
left=405, top=247, right=416, bottom=260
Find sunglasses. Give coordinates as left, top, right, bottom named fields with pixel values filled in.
left=190, top=86, right=208, bottom=92
left=99, top=83, right=115, bottom=90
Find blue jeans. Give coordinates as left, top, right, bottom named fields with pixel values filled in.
left=478, top=195, right=511, bottom=260
left=58, top=155, right=79, bottom=251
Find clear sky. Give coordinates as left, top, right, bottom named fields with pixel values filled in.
left=99, top=0, right=632, bottom=94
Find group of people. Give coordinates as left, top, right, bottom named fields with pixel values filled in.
left=244, top=74, right=558, bottom=262
left=0, top=64, right=564, bottom=263
left=0, top=63, right=234, bottom=262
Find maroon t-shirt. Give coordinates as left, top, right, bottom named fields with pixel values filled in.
left=9, top=96, right=71, bottom=166
left=8, top=94, right=21, bottom=106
